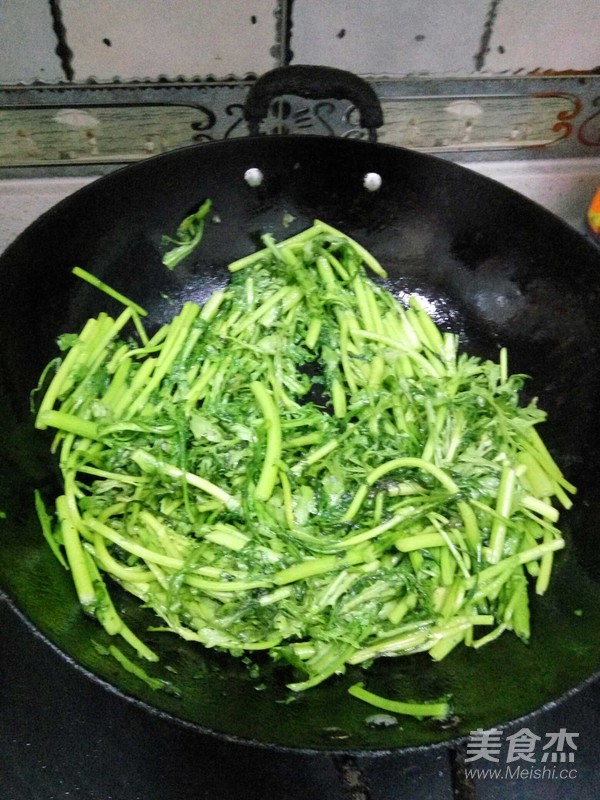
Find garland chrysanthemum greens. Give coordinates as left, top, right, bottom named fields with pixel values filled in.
left=34, top=220, right=575, bottom=694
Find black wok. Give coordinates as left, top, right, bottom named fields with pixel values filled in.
left=1, top=128, right=600, bottom=755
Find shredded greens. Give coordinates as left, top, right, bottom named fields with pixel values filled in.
left=161, top=198, right=213, bottom=270
left=33, top=220, right=575, bottom=693
left=349, top=682, right=450, bottom=719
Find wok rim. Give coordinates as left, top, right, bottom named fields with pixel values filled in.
left=3, top=133, right=599, bottom=262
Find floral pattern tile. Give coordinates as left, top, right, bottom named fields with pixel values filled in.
left=377, top=94, right=579, bottom=152
left=0, top=78, right=598, bottom=169
left=0, top=105, right=223, bottom=166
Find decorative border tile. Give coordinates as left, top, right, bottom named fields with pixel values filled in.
left=578, top=97, right=600, bottom=147
left=377, top=93, right=581, bottom=152
left=371, top=77, right=600, bottom=160
left=0, top=76, right=598, bottom=174
left=0, top=100, right=246, bottom=167
left=0, top=82, right=250, bottom=171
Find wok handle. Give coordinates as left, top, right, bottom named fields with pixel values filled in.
left=244, top=65, right=384, bottom=142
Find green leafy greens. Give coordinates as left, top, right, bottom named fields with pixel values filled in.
left=33, top=220, right=575, bottom=693
left=161, top=198, right=212, bottom=270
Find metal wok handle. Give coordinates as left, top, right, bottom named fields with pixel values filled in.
left=244, top=65, right=384, bottom=142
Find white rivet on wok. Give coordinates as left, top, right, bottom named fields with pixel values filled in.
left=244, top=167, right=264, bottom=187
left=363, top=172, right=382, bottom=191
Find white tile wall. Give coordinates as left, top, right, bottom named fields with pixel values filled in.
left=0, top=0, right=599, bottom=86
left=290, top=0, right=490, bottom=76
left=485, top=0, right=600, bottom=73
left=60, top=0, right=280, bottom=80
left=0, top=0, right=64, bottom=84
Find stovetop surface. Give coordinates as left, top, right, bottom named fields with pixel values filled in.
left=1, top=156, right=599, bottom=800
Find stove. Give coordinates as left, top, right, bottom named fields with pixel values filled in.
left=1, top=155, right=599, bottom=800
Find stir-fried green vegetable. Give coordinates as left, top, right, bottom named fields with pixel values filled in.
left=161, top=198, right=213, bottom=270
left=349, top=682, right=450, bottom=719
left=33, top=220, right=575, bottom=692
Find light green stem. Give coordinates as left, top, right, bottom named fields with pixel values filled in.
left=250, top=381, right=282, bottom=502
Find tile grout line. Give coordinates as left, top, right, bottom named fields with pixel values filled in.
left=280, top=0, right=295, bottom=66
left=48, top=0, right=75, bottom=81
left=474, top=0, right=503, bottom=72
